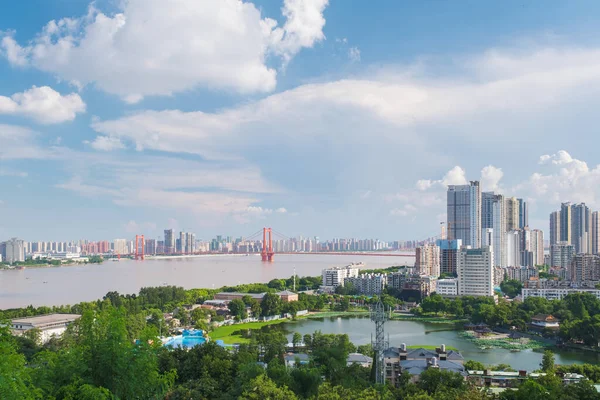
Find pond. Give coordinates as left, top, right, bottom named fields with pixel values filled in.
left=280, top=316, right=600, bottom=372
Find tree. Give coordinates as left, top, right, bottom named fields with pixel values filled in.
left=292, top=332, right=302, bottom=351
left=267, top=279, right=287, bottom=291
left=241, top=374, right=297, bottom=400
left=500, top=280, right=523, bottom=298
left=464, top=360, right=485, bottom=371
left=0, top=326, right=37, bottom=400
left=541, top=350, right=555, bottom=372
left=228, top=299, right=248, bottom=321
left=261, top=293, right=283, bottom=317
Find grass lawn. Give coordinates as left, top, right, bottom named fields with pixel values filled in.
left=406, top=344, right=458, bottom=351
left=209, top=320, right=288, bottom=344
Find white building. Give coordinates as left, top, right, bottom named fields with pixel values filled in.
left=457, top=246, right=494, bottom=297
left=345, top=273, right=387, bottom=295
left=113, top=239, right=128, bottom=255
left=505, top=230, right=521, bottom=267
left=10, top=314, right=81, bottom=343
left=322, top=264, right=360, bottom=288
left=436, top=279, right=458, bottom=296
left=522, top=288, right=600, bottom=301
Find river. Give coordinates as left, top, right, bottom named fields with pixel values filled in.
left=282, top=317, right=600, bottom=371
left=0, top=253, right=413, bottom=309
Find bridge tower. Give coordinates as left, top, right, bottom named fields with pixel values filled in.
left=261, top=227, right=274, bottom=262
left=135, top=235, right=145, bottom=260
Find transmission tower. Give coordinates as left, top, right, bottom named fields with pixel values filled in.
left=370, top=301, right=389, bottom=385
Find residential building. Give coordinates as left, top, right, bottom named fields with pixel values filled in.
left=276, top=290, right=299, bottom=302
left=436, top=239, right=462, bottom=275
left=505, top=230, right=521, bottom=267
left=531, top=229, right=544, bottom=267
left=415, top=243, right=440, bottom=277
left=164, top=229, right=175, bottom=254
left=447, top=181, right=481, bottom=247
left=2, top=238, right=25, bottom=263
left=321, top=264, right=360, bottom=288
left=522, top=288, right=600, bottom=301
left=593, top=211, right=600, bottom=255
left=504, top=266, right=538, bottom=282
left=347, top=353, right=373, bottom=368
left=10, top=314, right=80, bottom=343
left=571, top=203, right=592, bottom=254
left=569, top=254, right=600, bottom=282
left=345, top=273, right=387, bottom=295
left=550, top=211, right=561, bottom=246
left=457, top=246, right=494, bottom=297
left=518, top=198, right=528, bottom=229
left=436, top=279, right=458, bottom=296
left=550, top=242, right=575, bottom=269
left=560, top=202, right=572, bottom=244
left=505, top=197, right=519, bottom=232
left=144, top=239, right=157, bottom=254
left=113, top=239, right=128, bottom=255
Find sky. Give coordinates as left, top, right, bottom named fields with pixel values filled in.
left=2, top=0, right=600, bottom=242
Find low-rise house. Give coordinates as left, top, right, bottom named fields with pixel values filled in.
left=214, top=292, right=266, bottom=302
left=277, top=290, right=299, bottom=302
left=347, top=353, right=373, bottom=368
left=10, top=314, right=80, bottom=343
left=284, top=353, right=310, bottom=368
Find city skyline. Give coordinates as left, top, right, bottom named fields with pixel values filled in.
left=3, top=1, right=600, bottom=239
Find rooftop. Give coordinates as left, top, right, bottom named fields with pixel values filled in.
left=11, top=314, right=81, bottom=328
left=347, top=353, right=373, bottom=363
left=215, top=292, right=265, bottom=299
left=277, top=290, right=297, bottom=296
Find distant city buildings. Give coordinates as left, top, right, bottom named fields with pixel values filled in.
left=0, top=238, right=25, bottom=263
left=550, top=242, right=575, bottom=269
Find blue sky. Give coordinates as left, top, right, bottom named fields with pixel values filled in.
left=2, top=0, right=600, bottom=242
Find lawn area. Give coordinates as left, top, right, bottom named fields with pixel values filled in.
left=304, top=310, right=369, bottom=319
left=406, top=345, right=458, bottom=351
left=209, top=320, right=288, bottom=344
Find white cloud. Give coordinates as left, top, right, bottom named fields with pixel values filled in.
left=0, top=86, right=85, bottom=124
left=124, top=220, right=157, bottom=233
left=0, top=124, right=57, bottom=159
left=348, top=46, right=361, bottom=62
left=416, top=166, right=466, bottom=191
left=2, top=0, right=328, bottom=102
left=480, top=165, right=504, bottom=192
left=0, top=169, right=28, bottom=177
left=390, top=204, right=417, bottom=217
left=275, top=207, right=288, bottom=213
left=539, top=150, right=574, bottom=165
left=88, top=136, right=126, bottom=151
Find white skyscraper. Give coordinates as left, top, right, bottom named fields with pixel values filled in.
left=482, top=192, right=506, bottom=266
left=457, top=246, right=494, bottom=297
left=447, top=181, right=481, bottom=248
left=505, top=230, right=521, bottom=267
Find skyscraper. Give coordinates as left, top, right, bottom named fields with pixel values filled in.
left=164, top=229, right=175, bottom=254
left=415, top=243, right=440, bottom=277
left=571, top=203, right=591, bottom=254
left=593, top=211, right=600, bottom=255
left=436, top=239, right=462, bottom=275
left=482, top=192, right=506, bottom=266
left=560, top=202, right=572, bottom=244
left=505, top=197, right=519, bottom=232
left=447, top=181, right=481, bottom=247
left=550, top=242, right=574, bottom=269
left=549, top=211, right=561, bottom=246
left=518, top=198, right=528, bottom=229
left=505, top=230, right=521, bottom=267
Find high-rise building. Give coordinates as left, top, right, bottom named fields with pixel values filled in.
left=571, top=203, right=592, bottom=254
left=593, top=211, right=600, bottom=255
left=113, top=239, right=128, bottom=255
left=505, top=230, right=521, bottom=267
left=531, top=229, right=544, bottom=267
left=164, top=229, right=175, bottom=254
left=415, top=243, right=440, bottom=277
left=505, top=197, right=519, bottom=232
left=569, top=254, right=600, bottom=282
left=457, top=246, right=494, bottom=297
left=2, top=238, right=25, bottom=263
left=560, top=202, right=572, bottom=244
left=549, top=211, right=561, bottom=246
left=436, top=239, right=462, bottom=275
left=145, top=239, right=157, bottom=255
left=550, top=242, right=575, bottom=269
left=518, top=198, right=528, bottom=229
left=447, top=181, right=481, bottom=247
left=344, top=273, right=387, bottom=295
left=481, top=192, right=505, bottom=266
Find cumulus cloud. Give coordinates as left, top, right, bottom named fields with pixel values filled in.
left=480, top=165, right=504, bottom=192
left=0, top=86, right=85, bottom=123
left=1, top=0, right=328, bottom=102
left=416, top=166, right=467, bottom=191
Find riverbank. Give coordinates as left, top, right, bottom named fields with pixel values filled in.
left=391, top=314, right=467, bottom=324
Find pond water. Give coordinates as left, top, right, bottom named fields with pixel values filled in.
left=281, top=317, right=600, bottom=371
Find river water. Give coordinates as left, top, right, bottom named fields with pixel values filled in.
left=0, top=253, right=412, bottom=309
left=282, top=317, right=600, bottom=371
